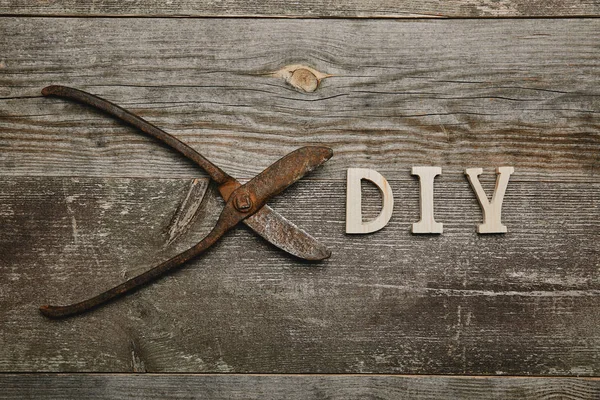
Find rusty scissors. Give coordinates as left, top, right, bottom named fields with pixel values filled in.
left=39, top=85, right=332, bottom=318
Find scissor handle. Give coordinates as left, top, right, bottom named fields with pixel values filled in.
left=42, top=85, right=232, bottom=185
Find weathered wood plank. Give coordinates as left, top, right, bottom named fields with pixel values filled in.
left=0, top=18, right=598, bottom=180
left=1, top=0, right=599, bottom=17
left=1, top=176, right=598, bottom=373
left=1, top=374, right=599, bottom=400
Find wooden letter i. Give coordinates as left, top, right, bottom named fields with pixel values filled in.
left=412, top=166, right=443, bottom=234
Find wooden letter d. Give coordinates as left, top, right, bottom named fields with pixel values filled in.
left=346, top=168, right=394, bottom=234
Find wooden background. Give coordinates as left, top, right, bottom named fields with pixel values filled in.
left=1, top=0, right=599, bottom=398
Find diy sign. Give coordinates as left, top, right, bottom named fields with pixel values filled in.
left=346, top=167, right=514, bottom=234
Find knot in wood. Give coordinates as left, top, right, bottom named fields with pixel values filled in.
left=290, top=68, right=319, bottom=92
left=271, top=64, right=330, bottom=93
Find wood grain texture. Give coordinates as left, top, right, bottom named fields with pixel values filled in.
left=1, top=374, right=599, bottom=400
left=1, top=0, right=600, bottom=17
left=0, top=18, right=599, bottom=181
left=1, top=176, right=598, bottom=373
left=1, top=14, right=599, bottom=379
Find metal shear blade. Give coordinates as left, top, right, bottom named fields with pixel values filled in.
left=39, top=86, right=333, bottom=318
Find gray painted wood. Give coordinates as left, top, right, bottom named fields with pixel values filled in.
left=0, top=18, right=599, bottom=181
left=1, top=176, right=598, bottom=373
left=1, top=0, right=599, bottom=17
left=1, top=374, right=599, bottom=400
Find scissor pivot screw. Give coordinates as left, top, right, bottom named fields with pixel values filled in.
left=234, top=193, right=253, bottom=212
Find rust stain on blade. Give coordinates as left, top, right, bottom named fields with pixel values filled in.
left=244, top=205, right=331, bottom=261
